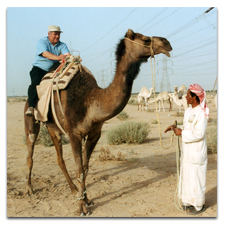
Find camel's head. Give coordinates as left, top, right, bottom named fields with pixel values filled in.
left=123, top=29, right=172, bottom=61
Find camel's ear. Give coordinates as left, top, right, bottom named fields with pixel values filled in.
left=126, top=29, right=135, bottom=40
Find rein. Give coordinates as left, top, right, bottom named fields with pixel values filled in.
left=150, top=57, right=183, bottom=211
left=125, top=37, right=155, bottom=58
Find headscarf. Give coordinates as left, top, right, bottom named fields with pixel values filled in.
left=189, top=84, right=209, bottom=119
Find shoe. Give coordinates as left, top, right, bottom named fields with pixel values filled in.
left=187, top=205, right=206, bottom=215
left=182, top=205, right=193, bottom=211
left=25, top=107, right=34, bottom=116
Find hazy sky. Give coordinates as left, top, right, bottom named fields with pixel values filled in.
left=6, top=5, right=218, bottom=96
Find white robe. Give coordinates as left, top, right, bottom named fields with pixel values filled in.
left=179, top=105, right=208, bottom=208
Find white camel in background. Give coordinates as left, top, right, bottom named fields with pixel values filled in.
left=173, top=85, right=188, bottom=99
left=169, top=92, right=188, bottom=112
left=148, top=91, right=172, bottom=112
left=137, top=87, right=153, bottom=111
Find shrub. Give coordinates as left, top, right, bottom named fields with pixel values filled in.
left=38, top=125, right=69, bottom=147
left=207, top=124, right=217, bottom=154
left=174, top=112, right=184, bottom=117
left=107, top=121, right=150, bottom=145
left=98, top=146, right=126, bottom=161
left=128, top=98, right=138, bottom=105
left=151, top=119, right=159, bottom=124
left=116, top=111, right=129, bottom=120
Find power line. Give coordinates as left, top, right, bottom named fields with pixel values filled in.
left=80, top=8, right=138, bottom=52
left=137, top=7, right=169, bottom=31
left=167, top=8, right=216, bottom=39
left=173, top=40, right=216, bottom=58
left=204, top=7, right=214, bottom=13
left=142, top=8, right=182, bottom=33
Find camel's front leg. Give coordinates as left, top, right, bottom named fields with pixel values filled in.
left=82, top=123, right=103, bottom=206
left=47, top=128, right=78, bottom=194
left=162, top=100, right=165, bottom=112
left=69, top=132, right=89, bottom=216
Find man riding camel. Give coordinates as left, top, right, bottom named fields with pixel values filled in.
left=26, top=25, right=71, bottom=116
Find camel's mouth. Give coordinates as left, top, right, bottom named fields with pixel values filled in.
left=161, top=48, right=171, bottom=57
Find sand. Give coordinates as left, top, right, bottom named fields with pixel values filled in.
left=7, top=95, right=217, bottom=217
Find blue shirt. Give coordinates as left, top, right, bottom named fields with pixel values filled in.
left=32, top=36, right=70, bottom=71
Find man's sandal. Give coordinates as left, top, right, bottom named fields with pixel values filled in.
left=182, top=205, right=194, bottom=211
left=186, top=205, right=206, bottom=215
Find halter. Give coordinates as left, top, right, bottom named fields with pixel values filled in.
left=125, top=37, right=155, bottom=58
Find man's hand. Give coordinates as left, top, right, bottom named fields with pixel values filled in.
left=164, top=125, right=176, bottom=133
left=58, top=54, right=67, bottom=61
left=42, top=51, right=70, bottom=61
left=164, top=125, right=182, bottom=136
left=173, top=128, right=182, bottom=136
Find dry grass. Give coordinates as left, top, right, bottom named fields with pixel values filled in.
left=207, top=119, right=217, bottom=154
left=98, top=146, right=127, bottom=161
left=116, top=111, right=129, bottom=120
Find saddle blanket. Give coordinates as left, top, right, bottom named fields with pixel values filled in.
left=34, top=59, right=83, bottom=122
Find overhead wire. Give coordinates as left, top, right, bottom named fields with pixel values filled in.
left=142, top=8, right=182, bottom=33
left=137, top=7, right=169, bottom=31
left=167, top=8, right=216, bottom=38
left=80, top=7, right=138, bottom=52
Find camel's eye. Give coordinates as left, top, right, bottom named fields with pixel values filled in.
left=142, top=36, right=151, bottom=42
left=143, top=38, right=151, bottom=44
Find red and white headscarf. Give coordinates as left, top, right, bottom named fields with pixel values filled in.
left=189, top=84, right=209, bottom=119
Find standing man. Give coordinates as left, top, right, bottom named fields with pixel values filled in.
left=26, top=25, right=71, bottom=116
left=165, top=84, right=209, bottom=215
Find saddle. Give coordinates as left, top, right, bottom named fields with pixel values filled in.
left=34, top=55, right=83, bottom=122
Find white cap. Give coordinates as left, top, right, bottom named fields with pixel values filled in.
left=48, top=25, right=63, bottom=33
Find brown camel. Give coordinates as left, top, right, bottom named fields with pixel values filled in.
left=24, top=29, right=172, bottom=216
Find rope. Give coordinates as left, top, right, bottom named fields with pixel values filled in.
left=150, top=57, right=174, bottom=149
left=49, top=55, right=83, bottom=135
left=173, top=121, right=183, bottom=211
left=125, top=37, right=155, bottom=58
left=150, top=57, right=183, bottom=211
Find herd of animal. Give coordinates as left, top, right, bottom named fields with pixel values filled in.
left=137, top=84, right=217, bottom=112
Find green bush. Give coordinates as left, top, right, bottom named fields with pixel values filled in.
left=151, top=119, right=159, bottom=124
left=173, top=112, right=184, bottom=117
left=116, top=111, right=129, bottom=120
left=128, top=98, right=138, bottom=105
left=107, top=121, right=150, bottom=145
left=38, top=126, right=69, bottom=147
left=207, top=124, right=217, bottom=154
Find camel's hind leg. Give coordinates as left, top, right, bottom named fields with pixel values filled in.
left=82, top=123, right=103, bottom=206
left=24, top=106, right=40, bottom=195
left=47, top=127, right=78, bottom=194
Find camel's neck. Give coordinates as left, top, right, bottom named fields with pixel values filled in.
left=95, top=55, right=142, bottom=121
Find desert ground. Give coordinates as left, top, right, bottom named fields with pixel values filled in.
left=7, top=93, right=217, bottom=217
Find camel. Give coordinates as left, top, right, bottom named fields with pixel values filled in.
left=176, top=84, right=187, bottom=99
left=148, top=91, right=172, bottom=112
left=24, top=29, right=172, bottom=216
left=169, top=92, right=188, bottom=112
left=137, top=86, right=153, bottom=111
left=173, top=85, right=187, bottom=99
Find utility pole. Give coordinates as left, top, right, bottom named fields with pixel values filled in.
left=69, top=41, right=80, bottom=56
left=157, top=55, right=173, bottom=92
left=98, top=70, right=108, bottom=88
left=212, top=76, right=217, bottom=95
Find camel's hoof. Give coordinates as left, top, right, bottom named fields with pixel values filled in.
left=80, top=211, right=91, bottom=216
left=86, top=201, right=94, bottom=207
left=25, top=186, right=34, bottom=196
